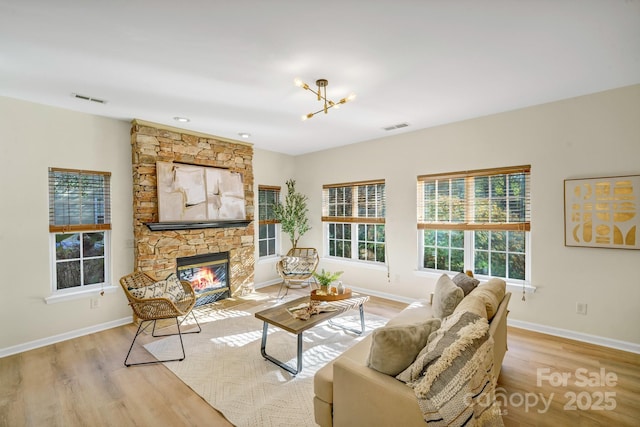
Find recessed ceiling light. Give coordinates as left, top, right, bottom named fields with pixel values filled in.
left=173, top=116, right=190, bottom=123
left=238, top=132, right=251, bottom=139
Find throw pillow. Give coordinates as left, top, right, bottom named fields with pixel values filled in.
left=128, top=273, right=186, bottom=303
left=396, top=310, right=489, bottom=384
left=163, top=273, right=187, bottom=302
left=482, top=277, right=506, bottom=301
left=281, top=256, right=315, bottom=275
left=367, top=318, right=441, bottom=376
left=452, top=272, right=480, bottom=296
left=432, top=274, right=464, bottom=319
left=129, top=281, right=165, bottom=300
left=395, top=311, right=499, bottom=426
left=453, top=294, right=488, bottom=319
left=468, top=278, right=506, bottom=320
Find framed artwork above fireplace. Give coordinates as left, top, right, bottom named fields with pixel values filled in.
left=157, top=161, right=246, bottom=222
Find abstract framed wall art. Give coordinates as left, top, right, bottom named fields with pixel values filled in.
left=156, top=161, right=246, bottom=222
left=564, top=175, right=639, bottom=249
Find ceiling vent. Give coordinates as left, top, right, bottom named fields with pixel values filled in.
left=383, top=122, right=409, bottom=131
left=71, top=93, right=107, bottom=104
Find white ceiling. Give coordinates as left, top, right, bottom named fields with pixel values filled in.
left=1, top=1, right=639, bottom=155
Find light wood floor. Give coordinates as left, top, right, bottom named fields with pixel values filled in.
left=1, top=285, right=638, bottom=426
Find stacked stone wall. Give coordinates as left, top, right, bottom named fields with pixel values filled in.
left=130, top=120, right=254, bottom=295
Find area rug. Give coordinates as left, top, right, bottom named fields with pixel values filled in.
left=145, top=304, right=388, bottom=427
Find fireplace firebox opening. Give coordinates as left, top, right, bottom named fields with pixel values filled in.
left=177, top=252, right=230, bottom=306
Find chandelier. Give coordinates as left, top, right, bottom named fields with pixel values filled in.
left=294, top=78, right=356, bottom=120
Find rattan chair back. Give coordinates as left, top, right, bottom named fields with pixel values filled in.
left=119, top=271, right=197, bottom=321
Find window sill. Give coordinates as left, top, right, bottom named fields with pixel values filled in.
left=45, top=285, right=119, bottom=304
left=321, top=256, right=388, bottom=271
left=506, top=282, right=536, bottom=294
left=257, top=255, right=280, bottom=264
left=413, top=270, right=536, bottom=293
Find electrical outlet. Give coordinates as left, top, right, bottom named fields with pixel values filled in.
left=576, top=302, right=587, bottom=315
left=90, top=297, right=100, bottom=309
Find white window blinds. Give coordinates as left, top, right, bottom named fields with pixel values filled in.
left=258, top=185, right=281, bottom=224
left=417, top=165, right=530, bottom=231
left=48, top=168, right=111, bottom=232
left=322, top=179, right=386, bottom=223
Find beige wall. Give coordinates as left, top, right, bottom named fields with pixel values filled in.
left=1, top=85, right=638, bottom=354
left=292, top=85, right=640, bottom=346
left=0, top=97, right=134, bottom=351
left=253, top=148, right=295, bottom=284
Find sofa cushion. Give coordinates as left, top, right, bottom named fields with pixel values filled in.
left=367, top=318, right=441, bottom=376
left=452, top=272, right=480, bottom=296
left=468, top=278, right=506, bottom=320
left=432, top=274, right=464, bottom=319
left=314, top=359, right=335, bottom=404
left=314, top=334, right=374, bottom=404
left=453, top=293, right=488, bottom=318
left=385, top=299, right=434, bottom=327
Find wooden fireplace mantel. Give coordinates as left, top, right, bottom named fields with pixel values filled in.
left=145, top=220, right=252, bottom=231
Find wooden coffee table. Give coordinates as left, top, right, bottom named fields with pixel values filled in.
left=254, top=294, right=369, bottom=375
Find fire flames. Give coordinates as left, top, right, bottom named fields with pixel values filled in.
left=189, top=267, right=219, bottom=290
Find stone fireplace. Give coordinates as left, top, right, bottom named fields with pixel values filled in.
left=130, top=120, right=255, bottom=299
left=177, top=252, right=230, bottom=306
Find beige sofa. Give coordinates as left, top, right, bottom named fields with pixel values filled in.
left=314, top=275, right=511, bottom=427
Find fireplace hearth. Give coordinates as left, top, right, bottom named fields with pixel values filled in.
left=177, top=252, right=230, bottom=306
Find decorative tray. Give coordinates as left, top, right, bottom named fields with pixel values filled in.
left=310, top=289, right=352, bottom=301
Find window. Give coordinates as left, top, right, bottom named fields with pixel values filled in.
left=258, top=185, right=280, bottom=257
left=49, top=168, right=111, bottom=291
left=417, top=166, right=530, bottom=282
left=323, top=180, right=386, bottom=263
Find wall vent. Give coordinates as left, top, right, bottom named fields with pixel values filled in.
left=383, top=122, right=409, bottom=131
left=71, top=93, right=107, bottom=104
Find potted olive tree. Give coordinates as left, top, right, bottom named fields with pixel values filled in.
left=273, top=179, right=310, bottom=249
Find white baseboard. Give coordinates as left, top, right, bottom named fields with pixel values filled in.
left=507, top=318, right=640, bottom=354
left=348, top=284, right=417, bottom=304
left=0, top=316, right=132, bottom=359
left=3, top=280, right=284, bottom=358
left=7, top=287, right=636, bottom=359
left=253, top=278, right=281, bottom=289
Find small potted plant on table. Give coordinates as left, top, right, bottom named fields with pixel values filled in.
left=313, top=269, right=343, bottom=295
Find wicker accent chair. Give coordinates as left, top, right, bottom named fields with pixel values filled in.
left=275, top=247, right=319, bottom=299
left=119, top=271, right=201, bottom=366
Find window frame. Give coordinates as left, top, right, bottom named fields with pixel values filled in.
left=322, top=180, right=386, bottom=264
left=257, top=185, right=281, bottom=258
left=417, top=166, right=531, bottom=284
left=49, top=230, right=112, bottom=295
left=48, top=168, right=112, bottom=298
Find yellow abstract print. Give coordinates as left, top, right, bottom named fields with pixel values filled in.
left=565, top=175, right=639, bottom=249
